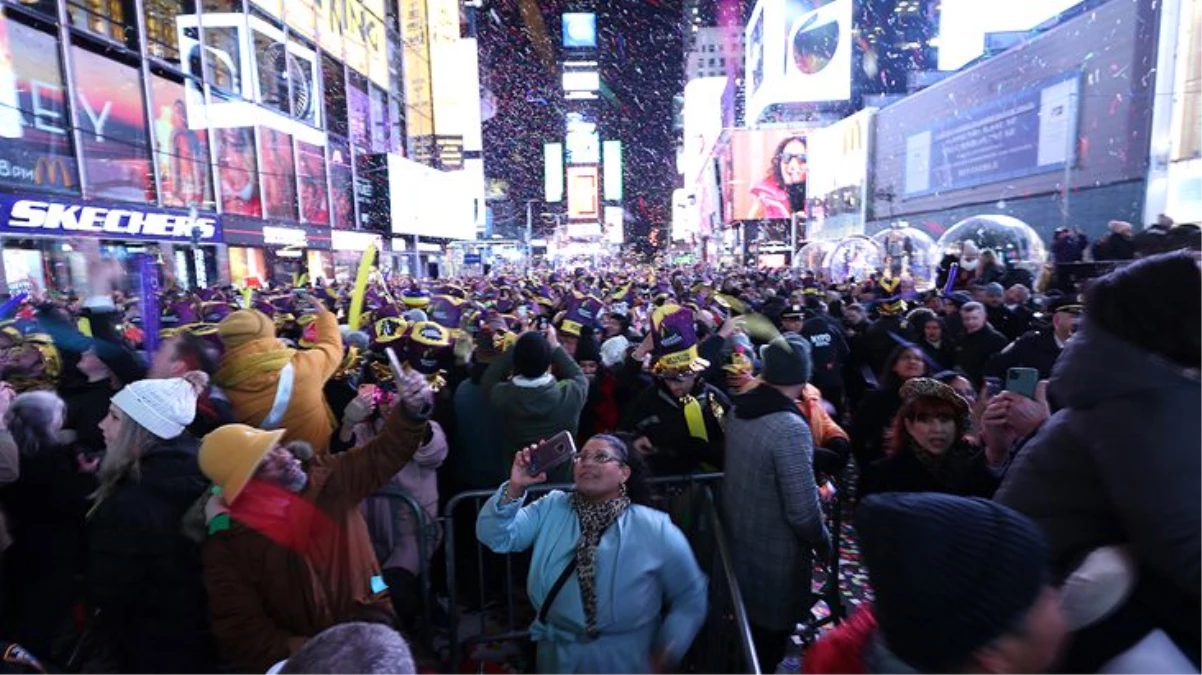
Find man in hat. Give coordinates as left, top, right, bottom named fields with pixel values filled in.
left=480, top=324, right=588, bottom=465
left=804, top=493, right=1066, bottom=674
left=724, top=333, right=831, bottom=671
left=198, top=369, right=434, bottom=673
left=986, top=295, right=1082, bottom=381
left=781, top=303, right=849, bottom=419
left=214, top=301, right=344, bottom=453
left=620, top=304, right=729, bottom=475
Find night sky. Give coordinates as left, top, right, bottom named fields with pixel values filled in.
left=478, top=0, right=684, bottom=253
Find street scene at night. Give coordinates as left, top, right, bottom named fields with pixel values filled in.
left=0, top=0, right=1197, bottom=672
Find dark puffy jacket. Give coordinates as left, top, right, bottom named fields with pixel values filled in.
left=996, top=322, right=1200, bottom=598
left=87, top=434, right=216, bottom=673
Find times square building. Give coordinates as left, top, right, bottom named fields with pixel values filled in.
left=0, top=0, right=421, bottom=293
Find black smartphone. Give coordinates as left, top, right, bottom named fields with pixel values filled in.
left=535, top=316, right=549, bottom=331
left=527, top=431, right=576, bottom=477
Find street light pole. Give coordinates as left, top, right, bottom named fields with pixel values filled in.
left=525, top=199, right=536, bottom=270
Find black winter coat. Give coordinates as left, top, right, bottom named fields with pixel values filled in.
left=849, top=384, right=903, bottom=486
left=60, top=379, right=115, bottom=454
left=985, top=329, right=1063, bottom=381
left=620, top=380, right=729, bottom=475
left=860, top=441, right=998, bottom=498
left=86, top=434, right=216, bottom=673
left=954, top=325, right=1009, bottom=386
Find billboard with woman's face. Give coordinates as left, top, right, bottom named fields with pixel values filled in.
left=215, top=126, right=261, bottom=216
left=72, top=46, right=154, bottom=203
left=258, top=126, right=297, bottom=220
left=150, top=75, right=214, bottom=210
left=729, top=128, right=811, bottom=221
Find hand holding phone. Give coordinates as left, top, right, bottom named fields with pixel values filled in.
left=1005, top=367, right=1040, bottom=399
left=526, top=431, right=576, bottom=477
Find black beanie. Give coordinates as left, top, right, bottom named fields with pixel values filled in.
left=856, top=493, right=1049, bottom=672
left=758, top=333, right=812, bottom=386
left=574, top=334, right=601, bottom=364
left=512, top=332, right=552, bottom=379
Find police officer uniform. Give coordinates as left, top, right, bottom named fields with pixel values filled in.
left=986, top=296, right=1083, bottom=380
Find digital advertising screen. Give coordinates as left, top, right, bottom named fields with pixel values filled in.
left=0, top=16, right=80, bottom=195
left=729, top=128, right=812, bottom=221
left=258, top=126, right=298, bottom=220
left=150, top=75, right=215, bottom=211
left=296, top=139, right=330, bottom=225
left=603, top=140, right=623, bottom=201
left=562, top=13, right=597, bottom=48
left=544, top=142, right=564, bottom=202
left=72, top=46, right=154, bottom=203
left=567, top=166, right=600, bottom=220
left=565, top=112, right=600, bottom=165
left=214, top=127, right=262, bottom=217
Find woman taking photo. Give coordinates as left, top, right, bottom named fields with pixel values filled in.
left=85, top=373, right=216, bottom=673
left=476, top=434, right=707, bottom=674
left=860, top=377, right=998, bottom=498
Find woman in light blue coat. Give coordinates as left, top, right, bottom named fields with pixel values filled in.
left=477, top=433, right=708, bottom=674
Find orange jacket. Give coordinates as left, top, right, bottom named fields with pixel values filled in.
left=215, top=311, right=343, bottom=453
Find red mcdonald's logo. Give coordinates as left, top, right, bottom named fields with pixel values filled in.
left=34, top=156, right=73, bottom=188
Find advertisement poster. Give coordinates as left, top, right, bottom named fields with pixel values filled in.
left=150, top=75, right=214, bottom=210
left=903, top=73, right=1080, bottom=196
left=347, top=77, right=370, bottom=153
left=566, top=166, right=600, bottom=220
left=296, top=140, right=329, bottom=225
left=215, top=127, right=261, bottom=216
left=72, top=47, right=154, bottom=203
left=730, top=128, right=811, bottom=220
left=249, top=0, right=388, bottom=89
left=328, top=138, right=355, bottom=229
left=258, top=127, right=297, bottom=220
left=399, top=0, right=434, bottom=139
left=806, top=108, right=871, bottom=240
left=0, top=17, right=79, bottom=194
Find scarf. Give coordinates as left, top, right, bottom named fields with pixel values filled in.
left=571, top=491, right=630, bottom=637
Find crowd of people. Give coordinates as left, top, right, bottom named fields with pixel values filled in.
left=0, top=229, right=1196, bottom=674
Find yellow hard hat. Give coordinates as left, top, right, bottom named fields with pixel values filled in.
left=199, top=424, right=285, bottom=504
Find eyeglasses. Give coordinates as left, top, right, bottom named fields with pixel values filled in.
left=573, top=451, right=624, bottom=466
left=779, top=153, right=807, bottom=163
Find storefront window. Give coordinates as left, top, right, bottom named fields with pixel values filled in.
left=149, top=72, right=215, bottom=210
left=228, top=245, right=268, bottom=285
left=214, top=126, right=261, bottom=216
left=70, top=44, right=154, bottom=203
left=67, top=0, right=137, bottom=49
left=0, top=14, right=80, bottom=195
left=327, top=135, right=354, bottom=229
left=296, top=139, right=329, bottom=225
left=144, top=0, right=197, bottom=64
left=258, top=126, right=297, bottom=220
left=321, top=53, right=348, bottom=138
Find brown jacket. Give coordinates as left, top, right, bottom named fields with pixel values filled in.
left=215, top=311, right=343, bottom=453
left=201, top=410, right=428, bottom=673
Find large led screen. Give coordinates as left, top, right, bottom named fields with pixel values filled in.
left=729, top=128, right=811, bottom=221
left=566, top=166, right=600, bottom=220
left=562, top=13, right=597, bottom=48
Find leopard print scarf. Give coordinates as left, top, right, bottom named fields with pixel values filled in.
left=571, top=490, right=630, bottom=638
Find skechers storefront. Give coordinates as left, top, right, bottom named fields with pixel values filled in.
left=0, top=192, right=223, bottom=293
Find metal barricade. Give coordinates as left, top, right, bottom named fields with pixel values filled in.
left=441, top=473, right=735, bottom=674
left=363, top=485, right=437, bottom=651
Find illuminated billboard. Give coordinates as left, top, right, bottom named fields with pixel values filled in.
left=603, top=140, right=623, bottom=200
left=744, top=0, right=853, bottom=124
left=565, top=112, right=599, bottom=165
left=567, top=166, right=600, bottom=220
left=562, top=70, right=600, bottom=93
left=806, top=109, right=872, bottom=240
left=562, top=13, right=597, bottom=48
left=604, top=206, right=625, bottom=244
left=249, top=0, right=389, bottom=89
left=728, top=128, right=813, bottom=221
left=545, top=143, right=564, bottom=202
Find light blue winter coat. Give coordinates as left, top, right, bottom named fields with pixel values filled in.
left=476, top=484, right=708, bottom=674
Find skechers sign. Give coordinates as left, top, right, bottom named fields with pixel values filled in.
left=0, top=194, right=222, bottom=243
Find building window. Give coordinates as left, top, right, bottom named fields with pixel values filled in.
left=322, top=54, right=348, bottom=138
left=143, top=0, right=196, bottom=64
left=67, top=0, right=137, bottom=49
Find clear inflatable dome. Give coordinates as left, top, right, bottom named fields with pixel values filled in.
left=795, top=240, right=835, bottom=274
left=872, top=224, right=939, bottom=290
left=936, top=215, right=1048, bottom=275
left=824, top=235, right=884, bottom=284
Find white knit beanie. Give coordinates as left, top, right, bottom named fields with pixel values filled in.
left=599, top=336, right=630, bottom=369
left=111, top=377, right=199, bottom=440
